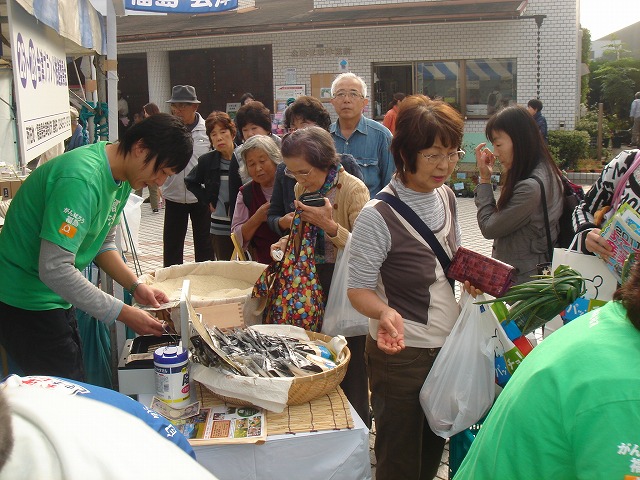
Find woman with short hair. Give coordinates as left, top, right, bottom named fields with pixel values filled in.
left=347, top=95, right=475, bottom=479
left=270, top=126, right=370, bottom=426
left=230, top=135, right=282, bottom=263
left=185, top=111, right=238, bottom=261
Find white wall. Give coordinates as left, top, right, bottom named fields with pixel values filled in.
left=0, top=69, right=18, bottom=166
left=117, top=0, right=580, bottom=133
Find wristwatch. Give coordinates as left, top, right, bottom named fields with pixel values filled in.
left=129, top=280, right=141, bottom=296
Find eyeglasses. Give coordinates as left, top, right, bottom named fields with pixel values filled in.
left=170, top=103, right=194, bottom=110
left=419, top=150, right=466, bottom=164
left=332, top=90, right=365, bottom=101
left=284, top=166, right=314, bottom=179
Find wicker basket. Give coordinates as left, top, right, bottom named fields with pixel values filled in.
left=204, top=331, right=351, bottom=407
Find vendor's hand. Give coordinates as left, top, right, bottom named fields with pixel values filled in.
left=377, top=308, right=405, bottom=354
left=119, top=305, right=165, bottom=336
left=295, top=198, right=338, bottom=236
left=475, top=143, right=495, bottom=183
left=270, top=236, right=288, bottom=261
left=133, top=284, right=169, bottom=309
left=278, top=212, right=294, bottom=231
left=585, top=228, right=613, bottom=260
left=463, top=280, right=483, bottom=298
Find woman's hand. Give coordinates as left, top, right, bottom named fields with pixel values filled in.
left=377, top=308, right=405, bottom=354
left=278, top=212, right=295, bottom=231
left=585, top=228, right=613, bottom=260
left=463, top=280, right=483, bottom=298
left=254, top=201, right=270, bottom=223
left=475, top=143, right=495, bottom=184
left=295, top=198, right=338, bottom=236
left=270, top=236, right=288, bottom=261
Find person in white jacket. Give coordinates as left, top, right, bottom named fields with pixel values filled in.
left=0, top=382, right=219, bottom=480
left=163, top=85, right=214, bottom=266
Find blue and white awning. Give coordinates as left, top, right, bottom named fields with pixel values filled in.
left=466, top=60, right=514, bottom=81
left=419, top=62, right=459, bottom=81
left=14, top=0, right=106, bottom=55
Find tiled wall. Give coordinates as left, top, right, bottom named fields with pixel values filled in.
left=118, top=0, right=579, bottom=132
left=314, top=0, right=439, bottom=7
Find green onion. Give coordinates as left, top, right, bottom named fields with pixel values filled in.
left=476, top=265, right=586, bottom=335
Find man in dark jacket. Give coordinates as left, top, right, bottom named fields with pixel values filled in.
left=527, top=98, right=548, bottom=143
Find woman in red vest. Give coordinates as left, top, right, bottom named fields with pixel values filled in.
left=230, top=135, right=282, bottom=263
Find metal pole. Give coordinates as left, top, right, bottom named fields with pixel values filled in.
left=597, top=103, right=603, bottom=161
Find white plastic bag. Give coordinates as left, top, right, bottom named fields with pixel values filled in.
left=321, top=233, right=369, bottom=337
left=420, top=294, right=497, bottom=438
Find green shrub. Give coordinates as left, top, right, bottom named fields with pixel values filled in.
left=548, top=130, right=590, bottom=170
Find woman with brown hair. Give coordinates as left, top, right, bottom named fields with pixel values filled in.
left=185, top=111, right=238, bottom=260
left=347, top=95, right=476, bottom=479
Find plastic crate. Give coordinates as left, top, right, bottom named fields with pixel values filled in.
left=448, top=419, right=484, bottom=478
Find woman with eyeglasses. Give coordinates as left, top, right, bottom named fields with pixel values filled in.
left=474, top=105, right=564, bottom=285
left=270, top=126, right=370, bottom=426
left=267, top=96, right=364, bottom=238
left=347, top=95, right=477, bottom=480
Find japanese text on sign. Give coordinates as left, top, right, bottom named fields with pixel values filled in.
left=15, top=33, right=67, bottom=90
left=125, top=0, right=238, bottom=13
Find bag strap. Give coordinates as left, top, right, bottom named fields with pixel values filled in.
left=532, top=176, right=553, bottom=261
left=375, top=191, right=454, bottom=289
left=611, top=150, right=640, bottom=212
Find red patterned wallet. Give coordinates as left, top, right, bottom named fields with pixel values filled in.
left=447, top=246, right=516, bottom=297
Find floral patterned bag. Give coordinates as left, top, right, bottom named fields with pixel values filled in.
left=251, top=209, right=325, bottom=332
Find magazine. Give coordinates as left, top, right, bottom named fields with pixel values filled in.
left=599, top=203, right=640, bottom=282
left=172, top=403, right=267, bottom=446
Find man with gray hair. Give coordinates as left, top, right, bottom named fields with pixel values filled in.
left=630, top=92, right=640, bottom=147
left=330, top=72, right=394, bottom=198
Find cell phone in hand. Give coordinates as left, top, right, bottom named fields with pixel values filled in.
left=299, top=192, right=325, bottom=207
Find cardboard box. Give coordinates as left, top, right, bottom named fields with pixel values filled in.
left=0, top=181, right=11, bottom=200
left=0, top=178, right=26, bottom=200
left=195, top=302, right=244, bottom=330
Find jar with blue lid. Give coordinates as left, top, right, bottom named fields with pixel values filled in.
left=153, top=345, right=190, bottom=408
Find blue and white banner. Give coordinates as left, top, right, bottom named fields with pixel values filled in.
left=125, top=0, right=238, bottom=14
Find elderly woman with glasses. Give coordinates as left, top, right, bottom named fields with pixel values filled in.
left=268, top=96, right=364, bottom=238
left=270, top=126, right=370, bottom=425
left=347, top=95, right=476, bottom=480
left=230, top=135, right=282, bottom=264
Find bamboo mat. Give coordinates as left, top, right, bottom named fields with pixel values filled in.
left=194, top=382, right=354, bottom=436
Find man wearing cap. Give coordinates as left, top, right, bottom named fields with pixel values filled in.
left=164, top=85, right=214, bottom=266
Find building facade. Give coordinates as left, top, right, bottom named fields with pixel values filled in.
left=116, top=0, right=581, bottom=147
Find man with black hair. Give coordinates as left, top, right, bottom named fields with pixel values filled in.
left=527, top=98, right=548, bottom=143
left=0, top=113, right=193, bottom=381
